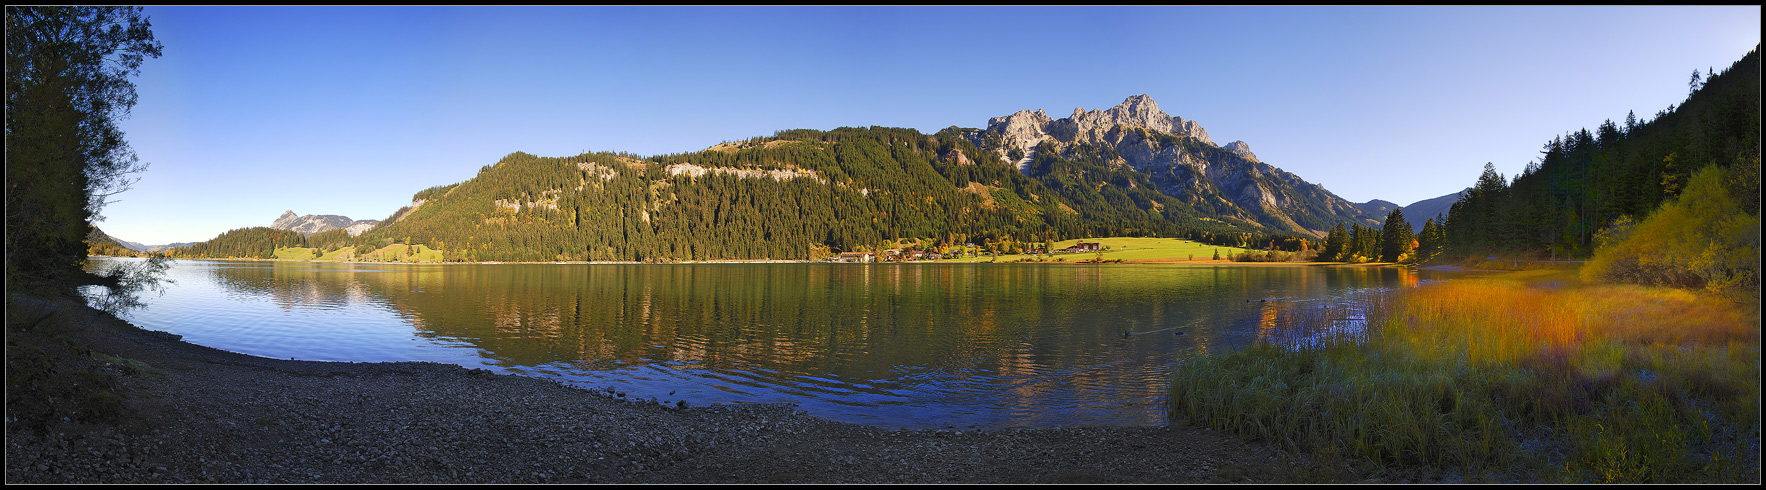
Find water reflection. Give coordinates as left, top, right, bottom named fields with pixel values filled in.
left=102, top=258, right=1439, bottom=429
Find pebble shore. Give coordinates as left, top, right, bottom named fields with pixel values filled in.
left=7, top=293, right=1308, bottom=484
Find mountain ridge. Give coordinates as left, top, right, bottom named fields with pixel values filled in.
left=968, top=94, right=1382, bottom=237
left=171, top=95, right=1417, bottom=261
left=270, top=210, right=379, bottom=237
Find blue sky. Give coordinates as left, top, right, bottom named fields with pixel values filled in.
left=104, top=6, right=1760, bottom=245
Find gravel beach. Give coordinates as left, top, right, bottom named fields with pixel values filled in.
left=6, top=292, right=1330, bottom=484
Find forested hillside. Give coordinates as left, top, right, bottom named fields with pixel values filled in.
left=341, top=126, right=1290, bottom=262
left=1444, top=46, right=1759, bottom=260
left=85, top=227, right=142, bottom=258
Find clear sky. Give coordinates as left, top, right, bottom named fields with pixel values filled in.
left=102, top=6, right=1760, bottom=245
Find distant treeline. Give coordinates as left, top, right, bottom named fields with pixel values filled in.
left=167, top=227, right=305, bottom=259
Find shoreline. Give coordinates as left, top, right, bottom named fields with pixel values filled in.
left=6, top=291, right=1375, bottom=484
left=101, top=254, right=1414, bottom=268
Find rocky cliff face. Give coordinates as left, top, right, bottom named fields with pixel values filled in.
left=983, top=94, right=1214, bottom=171
left=271, top=210, right=380, bottom=237
left=969, top=94, right=1379, bottom=237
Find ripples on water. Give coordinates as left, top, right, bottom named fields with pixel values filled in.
left=89, top=257, right=1445, bottom=429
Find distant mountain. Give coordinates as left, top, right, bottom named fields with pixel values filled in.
left=966, top=94, right=1383, bottom=237
left=112, top=236, right=155, bottom=252
left=1400, top=189, right=1467, bottom=231
left=270, top=210, right=379, bottom=237
left=1353, top=199, right=1400, bottom=218
left=86, top=228, right=196, bottom=252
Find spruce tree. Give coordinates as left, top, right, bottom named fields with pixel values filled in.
left=1416, top=217, right=1442, bottom=264
left=1379, top=208, right=1414, bottom=262
left=1318, top=222, right=1347, bottom=262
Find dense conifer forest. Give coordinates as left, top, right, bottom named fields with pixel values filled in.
left=1442, top=46, right=1759, bottom=260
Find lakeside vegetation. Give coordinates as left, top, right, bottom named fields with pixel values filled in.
left=1170, top=269, right=1758, bottom=482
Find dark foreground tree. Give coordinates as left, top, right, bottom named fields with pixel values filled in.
left=5, top=6, right=162, bottom=288
left=1378, top=208, right=1413, bottom=262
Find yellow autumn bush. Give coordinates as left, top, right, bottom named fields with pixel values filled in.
left=1582, top=163, right=1760, bottom=293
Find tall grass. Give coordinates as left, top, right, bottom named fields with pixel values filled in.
left=1169, top=272, right=1760, bottom=482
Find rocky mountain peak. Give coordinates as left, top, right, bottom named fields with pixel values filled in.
left=273, top=210, right=301, bottom=229
left=967, top=95, right=1380, bottom=237
left=1101, top=93, right=1170, bottom=131
left=1225, top=141, right=1258, bottom=162
left=979, top=95, right=1217, bottom=171
left=270, top=210, right=380, bottom=237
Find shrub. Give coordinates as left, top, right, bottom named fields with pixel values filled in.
left=1582, top=164, right=1760, bottom=292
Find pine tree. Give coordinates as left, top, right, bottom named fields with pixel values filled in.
left=1416, top=217, right=1443, bottom=264
left=1379, top=208, right=1413, bottom=262
left=1318, top=222, right=1347, bottom=262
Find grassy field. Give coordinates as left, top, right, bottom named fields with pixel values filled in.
left=274, top=244, right=444, bottom=263
left=271, top=247, right=323, bottom=261
left=1168, top=266, right=1760, bottom=482
left=936, top=237, right=1258, bottom=263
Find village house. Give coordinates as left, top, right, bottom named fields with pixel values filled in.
left=882, top=248, right=903, bottom=261
left=833, top=252, right=875, bottom=263
left=1058, top=242, right=1101, bottom=254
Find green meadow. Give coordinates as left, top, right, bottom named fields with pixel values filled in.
left=275, top=244, right=445, bottom=263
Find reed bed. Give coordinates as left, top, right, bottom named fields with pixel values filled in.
left=1169, top=272, right=1760, bottom=482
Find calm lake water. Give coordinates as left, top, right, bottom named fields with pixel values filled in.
left=87, top=257, right=1445, bottom=429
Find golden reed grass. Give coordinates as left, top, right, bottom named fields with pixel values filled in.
left=1169, top=272, right=1759, bottom=482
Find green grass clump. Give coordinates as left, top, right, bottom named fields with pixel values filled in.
left=1168, top=273, right=1760, bottom=482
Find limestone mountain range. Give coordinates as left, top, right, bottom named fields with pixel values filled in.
left=270, top=210, right=379, bottom=237
left=966, top=94, right=1387, bottom=237
left=157, top=95, right=1465, bottom=256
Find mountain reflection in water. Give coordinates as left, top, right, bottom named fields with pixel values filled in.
left=93, top=258, right=1436, bottom=429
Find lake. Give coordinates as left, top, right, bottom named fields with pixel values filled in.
left=86, top=257, right=1445, bottom=429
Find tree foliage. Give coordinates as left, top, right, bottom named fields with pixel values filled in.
left=1442, top=46, right=1759, bottom=261
left=1414, top=215, right=1447, bottom=264
left=5, top=6, right=162, bottom=287
left=1378, top=207, right=1413, bottom=263
left=1581, top=161, right=1760, bottom=292
left=169, top=227, right=306, bottom=259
